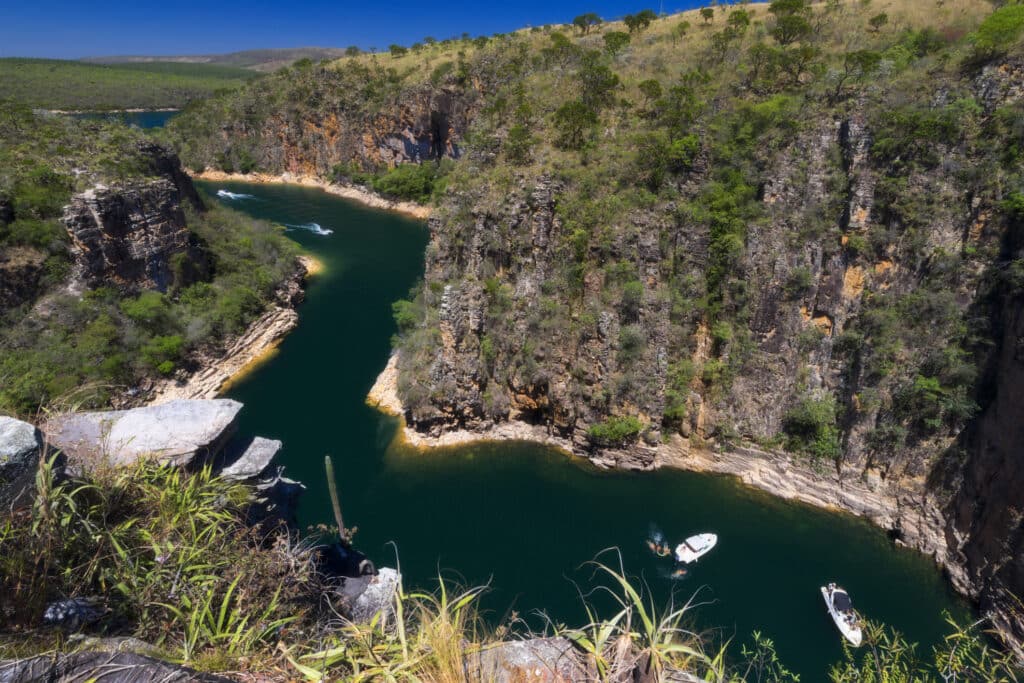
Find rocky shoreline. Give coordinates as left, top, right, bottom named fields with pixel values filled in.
left=191, top=170, right=432, bottom=219
left=143, top=254, right=317, bottom=406
left=368, top=350, right=953, bottom=581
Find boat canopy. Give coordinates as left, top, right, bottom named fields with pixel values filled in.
left=833, top=591, right=853, bottom=611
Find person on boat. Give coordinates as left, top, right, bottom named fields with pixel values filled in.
left=647, top=539, right=671, bottom=557
left=671, top=565, right=688, bottom=578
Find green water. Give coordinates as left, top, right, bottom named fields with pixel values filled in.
left=69, top=110, right=178, bottom=128
left=201, top=180, right=968, bottom=679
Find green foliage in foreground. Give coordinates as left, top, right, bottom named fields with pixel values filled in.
left=0, top=58, right=255, bottom=110
left=2, top=461, right=1019, bottom=680
left=0, top=459, right=320, bottom=669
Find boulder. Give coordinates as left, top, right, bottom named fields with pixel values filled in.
left=0, top=416, right=43, bottom=511
left=465, top=637, right=593, bottom=682
left=43, top=597, right=108, bottom=631
left=349, top=567, right=401, bottom=627
left=219, top=436, right=282, bottom=481
left=42, top=399, right=242, bottom=471
left=0, top=652, right=232, bottom=683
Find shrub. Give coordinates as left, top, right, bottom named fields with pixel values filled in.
left=618, top=324, right=647, bottom=364
left=782, top=395, right=841, bottom=460
left=553, top=100, right=598, bottom=150
left=141, top=334, right=185, bottom=374
left=974, top=4, right=1024, bottom=55
left=587, top=415, right=644, bottom=446
left=784, top=266, right=813, bottom=299
left=372, top=163, right=447, bottom=203
left=392, top=298, right=420, bottom=332
left=603, top=31, right=631, bottom=56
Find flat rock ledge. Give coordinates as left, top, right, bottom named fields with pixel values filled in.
left=42, top=399, right=242, bottom=470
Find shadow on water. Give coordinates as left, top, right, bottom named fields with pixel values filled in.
left=201, top=180, right=969, bottom=679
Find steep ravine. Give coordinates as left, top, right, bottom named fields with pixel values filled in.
left=170, top=29, right=1024, bottom=653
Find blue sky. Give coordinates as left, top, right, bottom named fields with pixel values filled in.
left=2, top=0, right=706, bottom=59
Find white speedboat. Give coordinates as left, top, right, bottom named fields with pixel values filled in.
left=674, top=533, right=717, bottom=564
left=821, top=583, right=863, bottom=646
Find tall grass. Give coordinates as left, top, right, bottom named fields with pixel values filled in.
left=0, top=457, right=322, bottom=670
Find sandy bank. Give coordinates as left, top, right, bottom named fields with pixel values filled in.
left=191, top=170, right=432, bottom=220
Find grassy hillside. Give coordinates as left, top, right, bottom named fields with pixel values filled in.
left=0, top=58, right=257, bottom=110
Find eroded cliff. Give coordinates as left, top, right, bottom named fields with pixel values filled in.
left=164, top=0, right=1024, bottom=649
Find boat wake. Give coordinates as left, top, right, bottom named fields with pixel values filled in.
left=216, top=190, right=255, bottom=200
left=285, top=222, right=334, bottom=236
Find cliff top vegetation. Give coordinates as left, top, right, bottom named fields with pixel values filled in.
left=0, top=101, right=300, bottom=416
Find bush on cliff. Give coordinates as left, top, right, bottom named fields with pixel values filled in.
left=782, top=396, right=842, bottom=461
left=587, top=415, right=644, bottom=447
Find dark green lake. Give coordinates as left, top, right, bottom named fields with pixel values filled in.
left=69, top=110, right=178, bottom=128
left=201, top=180, right=968, bottom=679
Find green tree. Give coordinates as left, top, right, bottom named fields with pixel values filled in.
left=868, top=12, right=888, bottom=32
left=603, top=31, right=631, bottom=56
left=505, top=125, right=535, bottom=164
left=672, top=20, right=691, bottom=44
left=769, top=0, right=813, bottom=46
left=782, top=395, right=841, bottom=460
left=700, top=7, right=715, bottom=24
left=553, top=100, right=598, bottom=150
left=728, top=9, right=751, bottom=33
left=830, top=49, right=881, bottom=102
left=624, top=9, right=656, bottom=33
left=388, top=44, right=408, bottom=57
left=638, top=78, right=663, bottom=108
left=572, top=13, right=603, bottom=35
left=579, top=51, right=621, bottom=110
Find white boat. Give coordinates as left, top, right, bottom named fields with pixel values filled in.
left=216, top=190, right=253, bottom=200
left=821, top=584, right=863, bottom=647
left=674, top=533, right=717, bottom=564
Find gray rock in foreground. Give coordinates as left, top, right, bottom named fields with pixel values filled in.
left=465, top=637, right=593, bottom=683
left=42, top=399, right=242, bottom=470
left=349, top=567, right=401, bottom=627
left=219, top=436, right=282, bottom=481
left=0, top=416, right=43, bottom=511
left=0, top=652, right=232, bottom=683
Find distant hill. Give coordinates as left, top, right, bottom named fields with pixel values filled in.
left=0, top=58, right=257, bottom=110
left=82, top=47, right=349, bottom=73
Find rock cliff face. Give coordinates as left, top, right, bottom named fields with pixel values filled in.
left=171, top=70, right=479, bottom=177
left=943, top=240, right=1024, bottom=652
left=171, top=34, right=1024, bottom=649
left=385, top=58, right=1024, bottom=647
left=62, top=146, right=206, bottom=293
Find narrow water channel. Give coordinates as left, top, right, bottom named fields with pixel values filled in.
left=201, top=180, right=968, bottom=679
